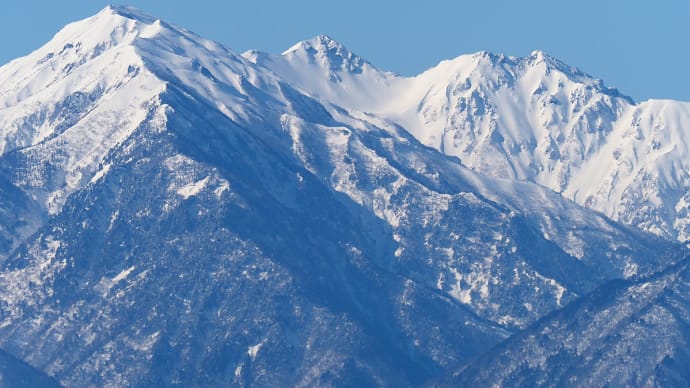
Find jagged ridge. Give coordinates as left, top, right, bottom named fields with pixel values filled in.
left=252, top=35, right=690, bottom=243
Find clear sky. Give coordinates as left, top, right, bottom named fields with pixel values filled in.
left=1, top=1, right=688, bottom=102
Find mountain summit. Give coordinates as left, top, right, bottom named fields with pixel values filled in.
left=0, top=6, right=687, bottom=387
left=282, top=34, right=365, bottom=69
left=252, top=34, right=690, bottom=243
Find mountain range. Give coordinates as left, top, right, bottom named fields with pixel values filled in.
left=246, top=34, right=690, bottom=243
left=0, top=5, right=687, bottom=387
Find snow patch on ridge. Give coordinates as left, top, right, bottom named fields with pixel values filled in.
left=177, top=176, right=210, bottom=199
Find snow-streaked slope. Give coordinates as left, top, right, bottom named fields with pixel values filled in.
left=251, top=39, right=690, bottom=242
left=450, top=255, right=690, bottom=387
left=243, top=35, right=398, bottom=113
left=0, top=4, right=276, bottom=249
left=284, top=106, right=676, bottom=329
left=566, top=99, right=690, bottom=241
left=0, top=6, right=165, bottom=216
left=0, top=6, right=683, bottom=386
left=0, top=4, right=278, bottom=218
left=2, top=98, right=502, bottom=386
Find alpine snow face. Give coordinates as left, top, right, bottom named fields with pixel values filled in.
left=247, top=38, right=690, bottom=243
left=0, top=5, right=687, bottom=387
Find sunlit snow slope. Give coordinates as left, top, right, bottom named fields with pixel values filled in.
left=248, top=37, right=690, bottom=242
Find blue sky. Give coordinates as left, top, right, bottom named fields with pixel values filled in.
left=1, top=1, right=688, bottom=102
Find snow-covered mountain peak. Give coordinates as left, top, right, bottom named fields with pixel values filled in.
left=0, top=6, right=166, bottom=107
left=526, top=49, right=563, bottom=66
left=279, top=34, right=380, bottom=80
left=0, top=3, right=249, bottom=134
left=282, top=34, right=341, bottom=55
left=522, top=50, right=633, bottom=102
left=243, top=35, right=397, bottom=113
left=0, top=7, right=162, bottom=147
left=20, top=5, right=238, bottom=76
left=529, top=49, right=546, bottom=58
left=471, top=50, right=512, bottom=64
left=44, top=5, right=158, bottom=54
left=0, top=6, right=183, bottom=215
left=283, top=34, right=357, bottom=60
left=525, top=49, right=573, bottom=75
left=102, top=4, right=159, bottom=23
